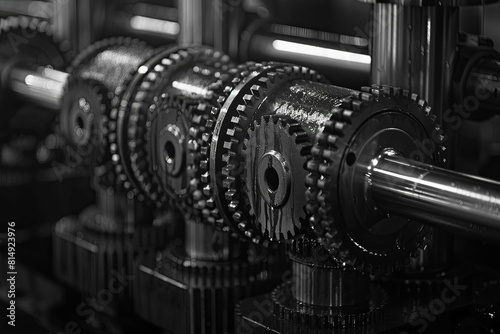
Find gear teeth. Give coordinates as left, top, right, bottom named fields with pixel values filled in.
left=208, top=64, right=328, bottom=247
left=193, top=62, right=269, bottom=230
left=240, top=115, right=317, bottom=245
left=108, top=46, right=232, bottom=207
left=307, top=85, right=444, bottom=274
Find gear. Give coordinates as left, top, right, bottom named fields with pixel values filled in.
left=110, top=45, right=182, bottom=202
left=241, top=115, right=311, bottom=243
left=146, top=48, right=233, bottom=207
left=306, top=85, right=446, bottom=273
left=58, top=77, right=109, bottom=169
left=111, top=46, right=233, bottom=207
left=194, top=62, right=269, bottom=231
left=63, top=38, right=156, bottom=189
left=209, top=63, right=327, bottom=246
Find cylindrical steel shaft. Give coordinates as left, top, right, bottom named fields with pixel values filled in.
left=8, top=65, right=68, bottom=110
left=367, top=153, right=500, bottom=242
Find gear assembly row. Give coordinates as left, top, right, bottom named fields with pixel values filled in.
left=2, top=16, right=500, bottom=334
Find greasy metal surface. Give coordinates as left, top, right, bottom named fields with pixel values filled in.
left=260, top=80, right=352, bottom=137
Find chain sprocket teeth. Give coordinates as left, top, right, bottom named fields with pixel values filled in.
left=307, top=84, right=443, bottom=274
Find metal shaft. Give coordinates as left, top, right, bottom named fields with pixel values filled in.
left=367, top=154, right=500, bottom=242
left=8, top=64, right=68, bottom=110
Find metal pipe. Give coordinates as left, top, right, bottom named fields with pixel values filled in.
left=367, top=153, right=500, bottom=242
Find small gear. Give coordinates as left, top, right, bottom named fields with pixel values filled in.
left=306, top=85, right=446, bottom=273
left=58, top=77, right=109, bottom=169
left=241, top=116, right=311, bottom=243
left=209, top=63, right=327, bottom=246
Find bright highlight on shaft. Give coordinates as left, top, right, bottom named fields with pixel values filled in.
left=272, top=39, right=371, bottom=65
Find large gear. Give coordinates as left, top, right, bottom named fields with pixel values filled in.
left=209, top=64, right=327, bottom=246
left=241, top=115, right=311, bottom=243
left=306, top=85, right=446, bottom=273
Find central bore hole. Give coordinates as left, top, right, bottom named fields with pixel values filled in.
left=165, top=141, right=176, bottom=164
left=75, top=116, right=85, bottom=136
left=265, top=167, right=279, bottom=192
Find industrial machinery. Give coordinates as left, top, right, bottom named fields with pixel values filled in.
left=1, top=1, right=500, bottom=334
